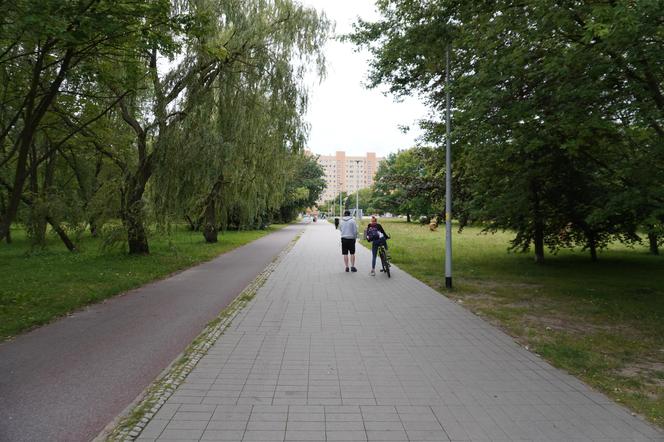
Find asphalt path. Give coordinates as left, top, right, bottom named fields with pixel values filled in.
left=0, top=224, right=304, bottom=442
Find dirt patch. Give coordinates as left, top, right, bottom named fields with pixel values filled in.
left=611, top=358, right=664, bottom=404
left=458, top=286, right=635, bottom=338
left=460, top=280, right=552, bottom=309
left=620, top=360, right=664, bottom=387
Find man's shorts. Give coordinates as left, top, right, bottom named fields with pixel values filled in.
left=341, top=238, right=356, bottom=255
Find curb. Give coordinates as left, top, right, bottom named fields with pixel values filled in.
left=98, top=234, right=301, bottom=441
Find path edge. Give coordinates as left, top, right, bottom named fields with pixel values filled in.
left=95, top=233, right=301, bottom=442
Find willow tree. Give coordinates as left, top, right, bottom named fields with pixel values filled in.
left=152, top=0, right=329, bottom=243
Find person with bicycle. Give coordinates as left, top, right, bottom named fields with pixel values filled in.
left=365, top=215, right=390, bottom=276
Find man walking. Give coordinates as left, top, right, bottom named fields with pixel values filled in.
left=339, top=210, right=358, bottom=272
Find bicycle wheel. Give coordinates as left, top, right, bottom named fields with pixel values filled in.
left=379, top=248, right=390, bottom=278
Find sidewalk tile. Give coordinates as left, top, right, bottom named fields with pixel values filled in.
left=242, top=430, right=285, bottom=441
left=201, top=429, right=244, bottom=441
left=157, top=428, right=204, bottom=439
left=325, top=430, right=367, bottom=441
left=284, top=430, right=325, bottom=440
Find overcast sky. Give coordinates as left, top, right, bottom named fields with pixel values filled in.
left=300, top=0, right=429, bottom=158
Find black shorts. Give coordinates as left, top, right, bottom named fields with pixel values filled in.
left=341, top=238, right=356, bottom=255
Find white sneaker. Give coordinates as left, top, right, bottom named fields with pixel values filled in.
left=370, top=269, right=375, bottom=276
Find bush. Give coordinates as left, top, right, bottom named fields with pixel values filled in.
left=419, top=215, right=429, bottom=225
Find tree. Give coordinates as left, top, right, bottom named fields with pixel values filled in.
left=372, top=148, right=439, bottom=222
left=344, top=187, right=375, bottom=214
left=0, top=0, right=175, bottom=244
left=350, top=1, right=663, bottom=262
left=1, top=0, right=331, bottom=254
left=151, top=0, right=329, bottom=241
left=277, top=154, right=327, bottom=223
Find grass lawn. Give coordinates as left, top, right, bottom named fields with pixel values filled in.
left=358, top=218, right=664, bottom=427
left=0, top=224, right=286, bottom=340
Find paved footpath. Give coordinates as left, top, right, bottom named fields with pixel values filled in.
left=134, top=222, right=662, bottom=442
left=0, top=225, right=303, bottom=442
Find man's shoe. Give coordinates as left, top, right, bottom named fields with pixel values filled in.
left=345, top=267, right=349, bottom=272
left=370, top=269, right=375, bottom=276
left=351, top=267, right=357, bottom=272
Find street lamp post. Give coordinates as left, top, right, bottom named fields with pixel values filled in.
left=444, top=44, right=453, bottom=289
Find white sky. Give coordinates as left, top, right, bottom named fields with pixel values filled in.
left=300, top=0, right=430, bottom=158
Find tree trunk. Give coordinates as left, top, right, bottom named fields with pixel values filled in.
left=203, top=227, right=218, bottom=243
left=203, top=215, right=218, bottom=243
left=202, top=181, right=222, bottom=243
left=46, top=216, right=76, bottom=252
left=648, top=232, right=659, bottom=255
left=406, top=213, right=411, bottom=223
left=127, top=218, right=149, bottom=254
left=588, top=232, right=598, bottom=261
left=89, top=154, right=104, bottom=239
left=0, top=132, right=31, bottom=242
left=534, top=221, right=545, bottom=264
left=29, top=143, right=47, bottom=246
left=123, top=191, right=149, bottom=255
left=202, top=195, right=218, bottom=243
left=89, top=218, right=99, bottom=237
left=117, top=110, right=152, bottom=255
left=530, top=180, right=545, bottom=264
left=122, top=172, right=151, bottom=255
left=0, top=193, right=8, bottom=243
left=185, top=215, right=202, bottom=231
left=0, top=214, right=10, bottom=243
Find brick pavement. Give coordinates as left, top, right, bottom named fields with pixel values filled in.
left=136, top=221, right=663, bottom=441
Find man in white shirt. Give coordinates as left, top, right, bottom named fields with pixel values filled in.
left=339, top=210, right=358, bottom=272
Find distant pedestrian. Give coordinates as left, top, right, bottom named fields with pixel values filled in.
left=334, top=217, right=339, bottom=229
left=365, top=215, right=389, bottom=276
left=339, top=210, right=358, bottom=272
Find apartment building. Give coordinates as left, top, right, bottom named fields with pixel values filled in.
left=314, top=151, right=383, bottom=203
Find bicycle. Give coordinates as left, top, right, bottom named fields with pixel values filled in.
left=377, top=243, right=391, bottom=278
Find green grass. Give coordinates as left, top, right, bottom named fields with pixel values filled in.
left=0, top=224, right=286, bottom=340
left=359, top=218, right=664, bottom=427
